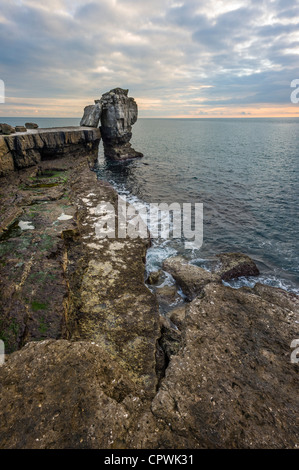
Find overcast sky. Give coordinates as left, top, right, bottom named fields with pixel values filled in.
left=1, top=0, right=299, bottom=117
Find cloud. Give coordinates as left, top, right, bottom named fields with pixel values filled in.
left=0, top=0, right=298, bottom=117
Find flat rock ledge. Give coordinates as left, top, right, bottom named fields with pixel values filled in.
left=0, top=126, right=101, bottom=176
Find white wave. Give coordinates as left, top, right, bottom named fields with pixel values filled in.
left=223, top=275, right=299, bottom=295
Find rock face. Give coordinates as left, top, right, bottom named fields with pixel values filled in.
left=80, top=104, right=102, bottom=128
left=0, top=154, right=99, bottom=353
left=98, top=88, right=143, bottom=161
left=0, top=127, right=101, bottom=176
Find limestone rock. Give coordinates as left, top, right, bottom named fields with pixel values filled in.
left=215, top=252, right=260, bottom=281
left=0, top=340, right=139, bottom=449
left=162, top=256, right=221, bottom=300
left=25, top=122, right=38, bottom=129
left=0, top=154, right=159, bottom=398
left=0, top=127, right=101, bottom=175
left=150, top=282, right=299, bottom=449
left=158, top=315, right=182, bottom=362
left=80, top=104, right=102, bottom=127
left=63, top=166, right=160, bottom=396
left=99, top=88, right=143, bottom=161
left=0, top=267, right=298, bottom=448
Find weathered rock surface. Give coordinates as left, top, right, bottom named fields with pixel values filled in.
left=0, top=127, right=101, bottom=176
left=0, top=152, right=160, bottom=396
left=162, top=256, right=221, bottom=300
left=0, top=155, right=97, bottom=352
left=99, top=88, right=143, bottom=161
left=215, top=252, right=260, bottom=280
left=149, top=282, right=299, bottom=449
left=80, top=104, right=102, bottom=128
left=62, top=166, right=160, bottom=395
left=0, top=280, right=298, bottom=449
left=0, top=340, right=140, bottom=449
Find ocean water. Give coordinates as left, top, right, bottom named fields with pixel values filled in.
left=2, top=117, right=298, bottom=294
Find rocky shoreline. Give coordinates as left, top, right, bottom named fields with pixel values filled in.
left=0, top=96, right=298, bottom=448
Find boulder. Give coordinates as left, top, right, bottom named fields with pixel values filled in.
left=15, top=126, right=27, bottom=133
left=0, top=123, right=15, bottom=135
left=215, top=252, right=260, bottom=281
left=102, top=142, right=143, bottom=161
left=80, top=104, right=102, bottom=127
left=162, top=256, right=220, bottom=300
left=25, top=122, right=39, bottom=129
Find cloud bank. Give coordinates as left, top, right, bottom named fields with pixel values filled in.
left=0, top=0, right=299, bottom=117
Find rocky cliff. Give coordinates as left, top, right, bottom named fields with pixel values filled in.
left=0, top=127, right=101, bottom=176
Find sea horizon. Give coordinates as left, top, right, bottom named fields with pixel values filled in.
left=1, top=116, right=299, bottom=120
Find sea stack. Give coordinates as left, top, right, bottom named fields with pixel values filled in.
left=80, top=88, right=143, bottom=161
left=99, top=87, right=143, bottom=161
